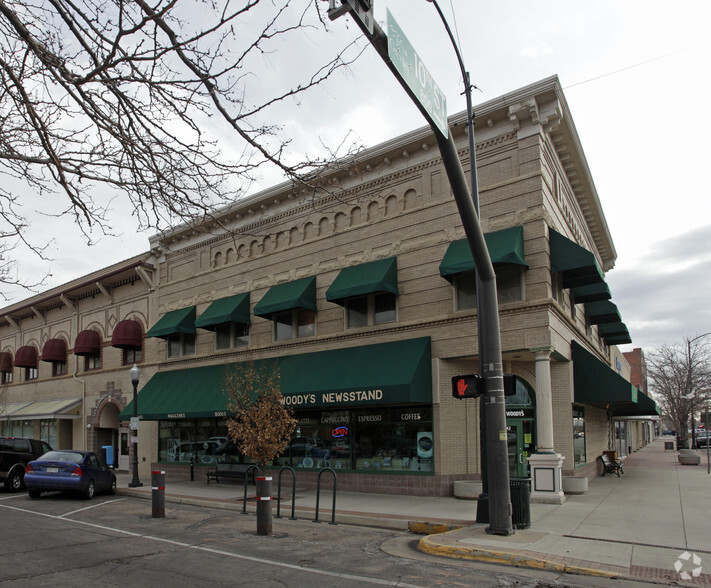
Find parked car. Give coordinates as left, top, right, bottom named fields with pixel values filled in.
left=0, top=437, right=53, bottom=492
left=695, top=431, right=709, bottom=448
left=24, top=450, right=116, bottom=500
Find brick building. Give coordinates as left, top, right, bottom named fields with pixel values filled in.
left=0, top=76, right=658, bottom=499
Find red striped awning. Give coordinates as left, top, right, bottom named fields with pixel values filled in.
left=111, top=319, right=143, bottom=349
left=14, top=345, right=38, bottom=368
left=41, top=338, right=67, bottom=362
left=0, top=351, right=12, bottom=372
left=74, top=330, right=102, bottom=356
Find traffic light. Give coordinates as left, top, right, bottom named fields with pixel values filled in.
left=451, top=374, right=483, bottom=399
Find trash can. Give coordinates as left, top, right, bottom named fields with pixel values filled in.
left=102, top=445, right=114, bottom=468
left=510, top=477, right=531, bottom=529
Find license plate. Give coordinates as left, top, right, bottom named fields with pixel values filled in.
left=47, top=467, right=58, bottom=473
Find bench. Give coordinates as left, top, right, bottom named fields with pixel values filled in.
left=600, top=454, right=624, bottom=477
left=206, top=462, right=257, bottom=484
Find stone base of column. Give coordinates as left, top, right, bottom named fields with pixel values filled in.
left=528, top=453, right=566, bottom=504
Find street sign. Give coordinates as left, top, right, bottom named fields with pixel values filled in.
left=130, top=417, right=140, bottom=431
left=387, top=10, right=448, bottom=137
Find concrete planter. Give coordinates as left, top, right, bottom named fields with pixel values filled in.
left=453, top=480, right=482, bottom=500
left=678, top=450, right=701, bottom=465
left=562, top=476, right=588, bottom=494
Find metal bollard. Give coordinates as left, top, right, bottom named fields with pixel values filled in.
left=255, top=476, right=272, bottom=536
left=151, top=470, right=165, bottom=518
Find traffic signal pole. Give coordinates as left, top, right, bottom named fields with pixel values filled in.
left=329, top=2, right=513, bottom=535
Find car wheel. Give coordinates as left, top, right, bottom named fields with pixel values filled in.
left=4, top=470, right=24, bottom=492
left=84, top=480, right=95, bottom=500
left=28, top=488, right=42, bottom=499
left=109, top=477, right=117, bottom=495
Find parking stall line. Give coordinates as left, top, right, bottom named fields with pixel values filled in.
left=59, top=497, right=128, bottom=518
left=0, top=493, right=28, bottom=501
left=0, top=502, right=421, bottom=587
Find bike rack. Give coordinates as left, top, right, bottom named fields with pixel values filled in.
left=275, top=466, right=297, bottom=520
left=312, top=467, right=337, bottom=525
left=241, top=464, right=262, bottom=514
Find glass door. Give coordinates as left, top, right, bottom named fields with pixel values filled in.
left=506, top=419, right=535, bottom=478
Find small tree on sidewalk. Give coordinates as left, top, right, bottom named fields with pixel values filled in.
left=647, top=334, right=711, bottom=447
left=224, top=359, right=296, bottom=467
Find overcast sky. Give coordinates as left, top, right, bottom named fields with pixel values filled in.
left=6, top=0, right=711, bottom=355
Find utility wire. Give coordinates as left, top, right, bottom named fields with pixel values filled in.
left=564, top=40, right=711, bottom=89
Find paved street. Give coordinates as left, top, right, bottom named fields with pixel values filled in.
left=1, top=490, right=650, bottom=587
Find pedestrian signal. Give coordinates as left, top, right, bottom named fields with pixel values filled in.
left=451, top=375, right=482, bottom=399
left=451, top=374, right=518, bottom=399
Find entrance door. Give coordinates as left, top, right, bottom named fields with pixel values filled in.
left=118, top=428, right=129, bottom=471
left=507, top=419, right=535, bottom=478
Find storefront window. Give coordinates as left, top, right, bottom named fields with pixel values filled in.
left=573, top=406, right=586, bottom=467
left=5, top=419, right=34, bottom=437
left=40, top=419, right=57, bottom=448
left=276, top=406, right=433, bottom=472
left=615, top=420, right=629, bottom=457
left=158, top=419, right=243, bottom=465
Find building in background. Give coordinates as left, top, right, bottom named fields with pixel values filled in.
left=0, top=256, right=156, bottom=470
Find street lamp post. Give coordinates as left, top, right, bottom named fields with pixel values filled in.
left=128, top=363, right=143, bottom=487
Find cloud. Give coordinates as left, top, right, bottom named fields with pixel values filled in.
left=606, top=225, right=711, bottom=351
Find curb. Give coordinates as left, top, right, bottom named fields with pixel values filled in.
left=417, top=534, right=622, bottom=579
left=408, top=521, right=466, bottom=535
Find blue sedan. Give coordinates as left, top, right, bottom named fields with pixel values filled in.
left=25, top=450, right=117, bottom=500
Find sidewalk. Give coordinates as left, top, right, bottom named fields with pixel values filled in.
left=116, top=440, right=711, bottom=584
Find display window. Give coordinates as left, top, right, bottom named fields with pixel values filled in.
left=275, top=406, right=433, bottom=472
left=158, top=419, right=243, bottom=465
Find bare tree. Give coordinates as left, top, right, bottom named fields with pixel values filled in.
left=647, top=334, right=711, bottom=447
left=0, top=0, right=364, bottom=293
left=224, top=359, right=296, bottom=467
left=0, top=384, right=8, bottom=429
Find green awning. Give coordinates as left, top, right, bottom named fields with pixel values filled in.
left=146, top=306, right=196, bottom=339
left=119, top=365, right=233, bottom=420
left=598, top=322, right=632, bottom=344
left=195, top=293, right=250, bottom=330
left=253, top=276, right=316, bottom=319
left=550, top=228, right=604, bottom=288
left=570, top=281, right=611, bottom=303
left=603, top=334, right=633, bottom=345
left=326, top=257, right=398, bottom=304
left=584, top=300, right=622, bottom=325
left=119, top=337, right=432, bottom=420
left=572, top=341, right=640, bottom=415
left=638, top=392, right=661, bottom=416
left=280, top=337, right=431, bottom=407
left=439, top=226, right=528, bottom=280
